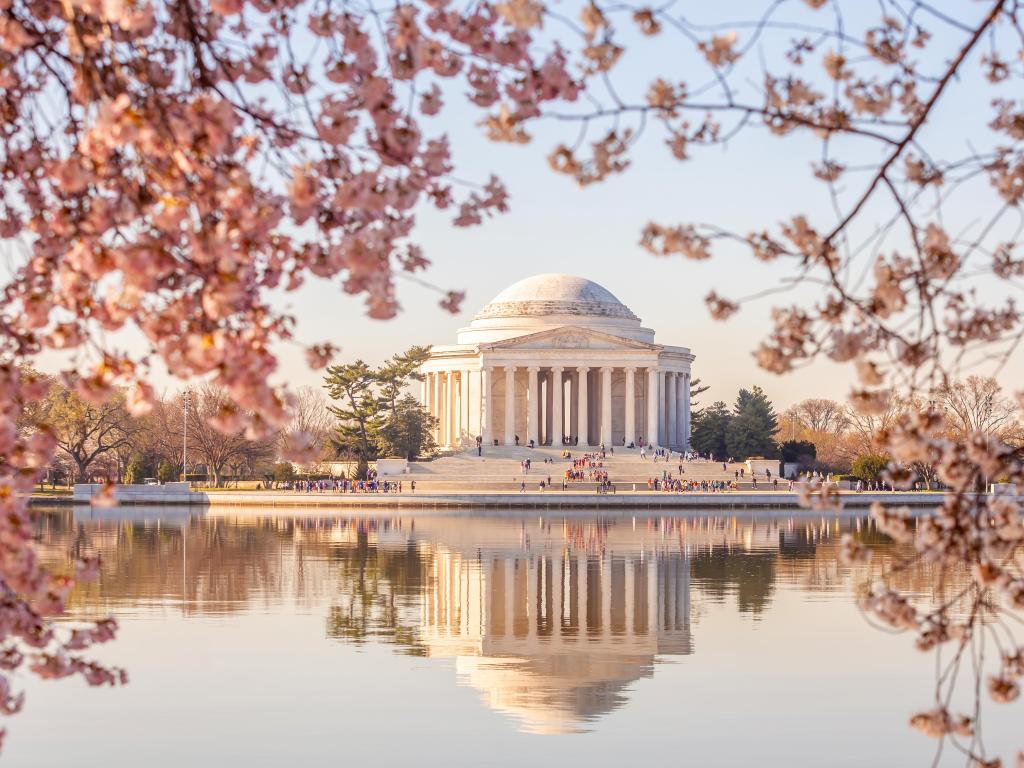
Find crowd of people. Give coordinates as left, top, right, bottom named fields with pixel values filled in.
left=273, top=476, right=412, bottom=494
left=646, top=478, right=738, bottom=492
left=263, top=441, right=907, bottom=497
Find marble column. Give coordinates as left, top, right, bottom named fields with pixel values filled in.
left=420, top=376, right=428, bottom=409
left=527, top=366, right=540, bottom=446
left=504, top=366, right=516, bottom=446
left=577, top=367, right=590, bottom=446
left=674, top=374, right=685, bottom=451
left=446, top=370, right=456, bottom=448
left=600, top=366, right=613, bottom=447
left=658, top=369, right=667, bottom=446
left=460, top=369, right=470, bottom=441
left=646, top=367, right=659, bottom=447
left=551, top=367, right=564, bottom=446
left=481, top=367, right=492, bottom=445
left=667, top=371, right=677, bottom=449
left=431, top=372, right=442, bottom=443
left=544, top=373, right=553, bottom=445
left=682, top=373, right=691, bottom=450
left=623, top=367, right=635, bottom=447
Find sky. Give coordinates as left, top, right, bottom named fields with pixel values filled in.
left=262, top=1, right=1024, bottom=412
left=31, top=2, right=1024, bottom=412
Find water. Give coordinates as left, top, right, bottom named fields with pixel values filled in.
left=8, top=506, right=1020, bottom=766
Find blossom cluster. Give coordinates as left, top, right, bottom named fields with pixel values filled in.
left=0, top=0, right=609, bottom=743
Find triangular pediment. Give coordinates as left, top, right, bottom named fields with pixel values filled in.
left=481, top=326, right=660, bottom=351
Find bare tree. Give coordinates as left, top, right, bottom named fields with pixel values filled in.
left=790, top=399, right=850, bottom=434
left=841, top=395, right=908, bottom=464
left=279, top=386, right=335, bottom=465
left=935, top=376, right=1019, bottom=441
left=40, top=381, right=138, bottom=483
left=152, top=385, right=264, bottom=487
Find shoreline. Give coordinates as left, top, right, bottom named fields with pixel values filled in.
left=40, top=488, right=952, bottom=511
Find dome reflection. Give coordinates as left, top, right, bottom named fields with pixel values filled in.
left=34, top=508, right=913, bottom=734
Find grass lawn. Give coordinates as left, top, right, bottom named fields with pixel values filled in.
left=30, top=487, right=72, bottom=496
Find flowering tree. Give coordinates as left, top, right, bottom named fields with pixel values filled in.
left=2, top=0, right=1024, bottom=762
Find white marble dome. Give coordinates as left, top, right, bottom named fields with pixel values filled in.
left=458, top=274, right=654, bottom=344
left=475, top=274, right=638, bottom=321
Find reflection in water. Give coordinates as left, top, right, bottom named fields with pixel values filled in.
left=34, top=508, right=910, bottom=735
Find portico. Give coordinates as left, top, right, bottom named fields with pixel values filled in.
left=419, top=274, right=694, bottom=450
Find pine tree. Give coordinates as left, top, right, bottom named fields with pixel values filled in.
left=377, top=395, right=438, bottom=459
left=691, top=401, right=730, bottom=459
left=324, top=346, right=438, bottom=470
left=324, top=360, right=379, bottom=472
left=689, top=377, right=711, bottom=411
left=726, top=386, right=780, bottom=459
left=375, top=345, right=431, bottom=420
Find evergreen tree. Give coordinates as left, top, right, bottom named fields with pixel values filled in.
left=780, top=440, right=817, bottom=464
left=377, top=395, right=438, bottom=460
left=691, top=401, right=730, bottom=459
left=324, top=360, right=379, bottom=471
left=725, top=386, right=780, bottom=459
left=689, top=377, right=711, bottom=411
left=375, top=345, right=431, bottom=420
left=324, top=346, right=439, bottom=470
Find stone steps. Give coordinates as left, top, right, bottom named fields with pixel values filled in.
left=405, top=481, right=773, bottom=491
left=401, top=447, right=770, bottom=488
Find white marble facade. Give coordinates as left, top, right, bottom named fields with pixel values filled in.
left=419, top=274, right=694, bottom=449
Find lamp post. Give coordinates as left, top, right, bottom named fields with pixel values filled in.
left=182, top=390, right=190, bottom=486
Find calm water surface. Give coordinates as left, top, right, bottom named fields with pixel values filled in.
left=9, top=506, right=1020, bottom=766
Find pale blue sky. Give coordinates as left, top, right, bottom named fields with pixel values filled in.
left=33, top=2, right=1024, bottom=411
left=267, top=1, right=1023, bottom=410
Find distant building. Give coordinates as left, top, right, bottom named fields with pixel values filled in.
left=419, top=274, right=694, bottom=449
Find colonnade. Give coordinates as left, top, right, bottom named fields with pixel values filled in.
left=421, top=363, right=691, bottom=450
left=422, top=549, right=692, bottom=649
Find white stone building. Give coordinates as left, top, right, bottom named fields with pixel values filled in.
left=419, top=274, right=694, bottom=449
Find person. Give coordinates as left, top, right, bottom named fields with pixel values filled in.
left=410, top=480, right=416, bottom=493
left=520, top=480, right=526, bottom=493
left=515, top=435, right=520, bottom=446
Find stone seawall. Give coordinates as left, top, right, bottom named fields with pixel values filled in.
left=72, top=482, right=203, bottom=505
left=60, top=485, right=954, bottom=511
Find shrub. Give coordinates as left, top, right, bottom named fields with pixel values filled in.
left=273, top=462, right=296, bottom=482
left=156, top=461, right=176, bottom=483
left=780, top=440, right=817, bottom=464
left=852, top=454, right=889, bottom=483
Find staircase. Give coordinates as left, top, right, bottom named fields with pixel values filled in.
left=399, top=445, right=763, bottom=492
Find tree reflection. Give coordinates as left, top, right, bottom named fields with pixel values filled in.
left=31, top=507, right=952, bottom=733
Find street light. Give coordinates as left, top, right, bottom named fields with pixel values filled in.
left=182, top=390, right=190, bottom=486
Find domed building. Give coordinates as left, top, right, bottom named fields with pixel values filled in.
left=419, top=274, right=694, bottom=449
